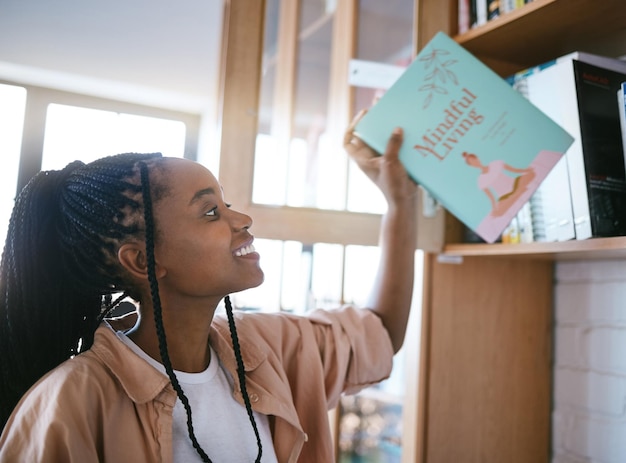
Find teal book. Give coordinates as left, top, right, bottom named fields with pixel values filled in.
left=354, top=31, right=574, bottom=243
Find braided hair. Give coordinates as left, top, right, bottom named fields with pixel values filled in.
left=0, top=152, right=161, bottom=429
left=0, top=153, right=262, bottom=461
left=138, top=163, right=262, bottom=462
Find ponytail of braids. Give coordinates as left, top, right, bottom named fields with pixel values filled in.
left=0, top=152, right=161, bottom=431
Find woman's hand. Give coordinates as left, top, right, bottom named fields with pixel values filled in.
left=343, top=109, right=418, bottom=206
left=343, top=110, right=419, bottom=353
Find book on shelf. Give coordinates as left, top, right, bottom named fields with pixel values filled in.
left=458, top=0, right=471, bottom=34
left=353, top=32, right=574, bottom=244
left=487, top=0, right=500, bottom=20
left=472, top=0, right=488, bottom=28
left=510, top=68, right=576, bottom=242
left=511, top=53, right=626, bottom=240
left=500, top=0, right=516, bottom=15
left=618, top=82, right=626, bottom=167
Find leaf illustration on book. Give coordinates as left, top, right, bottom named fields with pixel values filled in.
left=418, top=47, right=458, bottom=108
left=353, top=32, right=575, bottom=244
left=422, top=92, right=433, bottom=109
left=446, top=69, right=459, bottom=85
left=434, top=68, right=446, bottom=83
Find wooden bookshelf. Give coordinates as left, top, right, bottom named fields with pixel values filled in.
left=456, top=0, right=626, bottom=76
left=416, top=1, right=626, bottom=462
left=443, top=236, right=626, bottom=260
left=433, top=0, right=626, bottom=260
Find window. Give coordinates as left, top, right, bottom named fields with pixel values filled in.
left=41, top=104, right=186, bottom=170
left=0, top=82, right=200, bottom=248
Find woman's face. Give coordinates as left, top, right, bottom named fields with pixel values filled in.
left=463, top=153, right=480, bottom=167
left=150, top=158, right=263, bottom=303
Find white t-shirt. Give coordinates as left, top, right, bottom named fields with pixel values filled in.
left=118, top=332, right=278, bottom=462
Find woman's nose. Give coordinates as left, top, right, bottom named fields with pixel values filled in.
left=230, top=208, right=253, bottom=231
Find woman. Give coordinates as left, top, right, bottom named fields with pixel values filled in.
left=462, top=151, right=536, bottom=217
left=0, top=115, right=418, bottom=462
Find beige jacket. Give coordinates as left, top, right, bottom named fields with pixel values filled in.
left=0, top=306, right=393, bottom=462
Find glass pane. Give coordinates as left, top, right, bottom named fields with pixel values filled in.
left=258, top=0, right=280, bottom=136
left=41, top=104, right=186, bottom=170
left=253, top=0, right=349, bottom=211
left=0, top=84, right=27, bottom=243
left=289, top=1, right=340, bottom=209
left=339, top=247, right=424, bottom=463
left=232, top=239, right=345, bottom=313
left=280, top=240, right=310, bottom=314
left=347, top=0, right=414, bottom=215
left=343, top=245, right=380, bottom=306
left=310, top=242, right=343, bottom=309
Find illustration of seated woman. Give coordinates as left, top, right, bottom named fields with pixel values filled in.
left=462, top=151, right=536, bottom=217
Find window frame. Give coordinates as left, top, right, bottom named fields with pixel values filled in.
left=218, top=0, right=384, bottom=247
left=218, top=0, right=444, bottom=249
left=0, top=80, right=201, bottom=196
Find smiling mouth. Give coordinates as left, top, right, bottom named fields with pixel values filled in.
left=234, top=244, right=256, bottom=257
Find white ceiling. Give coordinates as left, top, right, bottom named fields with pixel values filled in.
left=0, top=0, right=225, bottom=114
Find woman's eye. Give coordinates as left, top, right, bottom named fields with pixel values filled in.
left=205, top=206, right=218, bottom=217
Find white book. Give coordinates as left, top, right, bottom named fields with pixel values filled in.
left=476, top=0, right=488, bottom=26
left=524, top=67, right=577, bottom=242
left=500, top=0, right=516, bottom=14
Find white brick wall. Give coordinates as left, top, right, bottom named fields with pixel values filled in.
left=552, top=260, right=626, bottom=463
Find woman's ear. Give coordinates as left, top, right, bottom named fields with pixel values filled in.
left=118, top=242, right=167, bottom=280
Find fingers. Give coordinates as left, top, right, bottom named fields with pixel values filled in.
left=343, top=109, right=368, bottom=154
left=383, top=127, right=403, bottom=160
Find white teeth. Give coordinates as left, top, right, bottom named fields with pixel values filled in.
left=234, top=244, right=255, bottom=257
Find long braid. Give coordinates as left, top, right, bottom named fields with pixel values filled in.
left=139, top=163, right=263, bottom=462
left=0, top=152, right=161, bottom=430
left=225, top=295, right=263, bottom=463
left=139, top=163, right=212, bottom=463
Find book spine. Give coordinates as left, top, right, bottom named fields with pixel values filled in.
left=475, top=0, right=487, bottom=26
left=619, top=82, right=626, bottom=170
left=500, top=0, right=515, bottom=14
left=572, top=61, right=626, bottom=237
left=469, top=0, right=478, bottom=28
left=523, top=67, right=577, bottom=241
left=487, top=0, right=500, bottom=20
left=458, top=0, right=471, bottom=34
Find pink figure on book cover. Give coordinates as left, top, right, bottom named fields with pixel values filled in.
left=464, top=150, right=562, bottom=243
left=462, top=151, right=536, bottom=217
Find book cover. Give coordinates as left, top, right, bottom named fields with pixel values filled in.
left=573, top=61, right=626, bottom=237
left=354, top=32, right=574, bottom=243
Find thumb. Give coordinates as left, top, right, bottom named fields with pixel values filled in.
left=383, top=127, right=404, bottom=160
